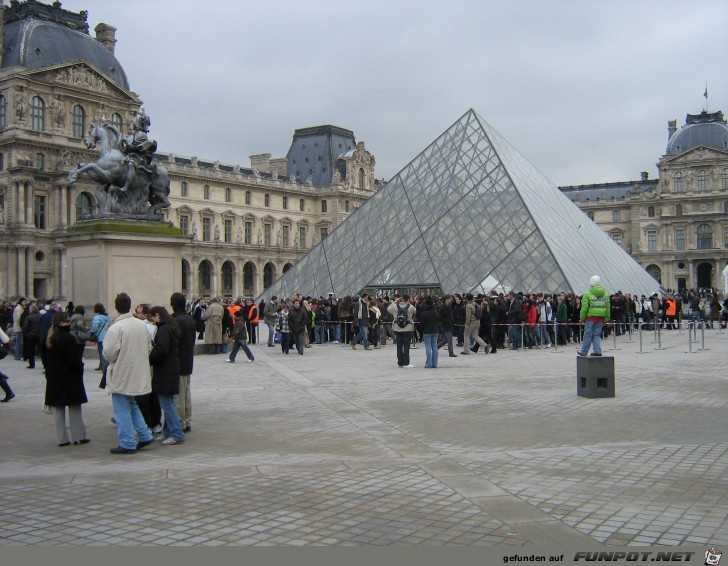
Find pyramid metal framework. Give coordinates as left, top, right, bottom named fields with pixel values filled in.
left=261, top=109, right=660, bottom=300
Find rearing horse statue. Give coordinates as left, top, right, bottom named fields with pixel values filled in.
left=68, top=123, right=170, bottom=217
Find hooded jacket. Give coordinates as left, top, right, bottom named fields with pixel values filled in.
left=580, top=285, right=611, bottom=321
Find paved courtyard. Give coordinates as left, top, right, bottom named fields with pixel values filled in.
left=1, top=325, right=726, bottom=546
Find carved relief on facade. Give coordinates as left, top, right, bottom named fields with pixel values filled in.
left=49, top=94, right=66, bottom=129
left=53, top=65, right=110, bottom=94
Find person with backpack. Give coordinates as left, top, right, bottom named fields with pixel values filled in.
left=459, top=293, right=487, bottom=355
left=387, top=294, right=417, bottom=368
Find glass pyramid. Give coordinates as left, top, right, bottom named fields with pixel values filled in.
left=261, top=109, right=660, bottom=300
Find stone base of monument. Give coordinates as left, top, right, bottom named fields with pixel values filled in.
left=65, top=219, right=189, bottom=312
left=576, top=356, right=615, bottom=398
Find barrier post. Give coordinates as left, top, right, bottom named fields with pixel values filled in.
left=700, top=323, right=707, bottom=351
left=610, top=323, right=620, bottom=351
left=687, top=322, right=694, bottom=354
left=520, top=324, right=524, bottom=351
left=553, top=323, right=559, bottom=353
left=637, top=322, right=645, bottom=354
left=626, top=318, right=634, bottom=343
left=654, top=323, right=663, bottom=351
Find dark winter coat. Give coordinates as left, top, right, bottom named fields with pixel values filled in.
left=419, top=305, right=440, bottom=335
left=44, top=326, right=87, bottom=407
left=173, top=310, right=196, bottom=376
left=22, top=311, right=41, bottom=339
left=438, top=303, right=454, bottom=332
left=149, top=322, right=180, bottom=395
left=288, top=305, right=308, bottom=333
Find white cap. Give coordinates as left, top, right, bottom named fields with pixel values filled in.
left=589, top=275, right=601, bottom=286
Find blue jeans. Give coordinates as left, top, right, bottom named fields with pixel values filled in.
left=266, top=323, right=275, bottom=346
left=395, top=331, right=412, bottom=366
left=580, top=320, right=604, bottom=355
left=539, top=322, right=551, bottom=346
left=333, top=324, right=341, bottom=342
left=314, top=324, right=327, bottom=344
left=424, top=333, right=438, bottom=368
left=111, top=393, right=153, bottom=450
left=229, top=339, right=254, bottom=361
left=351, top=325, right=369, bottom=348
left=14, top=331, right=23, bottom=360
left=508, top=324, right=522, bottom=348
left=159, top=394, right=185, bottom=441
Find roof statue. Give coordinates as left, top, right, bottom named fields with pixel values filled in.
left=67, top=108, right=171, bottom=219
left=259, top=109, right=660, bottom=299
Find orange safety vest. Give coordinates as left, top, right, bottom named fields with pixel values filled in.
left=665, top=299, right=677, bottom=317
left=247, top=305, right=259, bottom=324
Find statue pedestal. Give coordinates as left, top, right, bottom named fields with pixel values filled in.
left=65, top=220, right=190, bottom=312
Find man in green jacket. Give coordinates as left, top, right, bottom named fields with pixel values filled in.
left=577, top=275, right=611, bottom=357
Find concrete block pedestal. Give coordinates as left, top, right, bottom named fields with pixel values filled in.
left=576, top=356, right=615, bottom=398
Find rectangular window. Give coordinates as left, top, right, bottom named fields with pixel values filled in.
left=611, top=233, right=621, bottom=245
left=203, top=185, right=210, bottom=200
left=264, top=224, right=271, bottom=247
left=179, top=216, right=189, bottom=236
left=34, top=195, right=47, bottom=229
left=282, top=196, right=288, bottom=210
left=724, top=226, right=728, bottom=249
left=647, top=230, right=657, bottom=252
left=675, top=228, right=685, bottom=251
left=299, top=226, right=306, bottom=248
left=202, top=217, right=212, bottom=241
left=321, top=227, right=329, bottom=239
left=244, top=221, right=252, bottom=245
left=224, top=219, right=233, bottom=243
left=282, top=225, right=290, bottom=247
left=180, top=182, right=188, bottom=197
left=299, top=199, right=305, bottom=212
left=225, top=187, right=231, bottom=203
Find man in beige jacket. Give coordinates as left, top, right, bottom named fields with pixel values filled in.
left=103, top=292, right=154, bottom=455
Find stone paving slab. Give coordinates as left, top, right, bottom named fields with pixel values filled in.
left=0, top=327, right=726, bottom=546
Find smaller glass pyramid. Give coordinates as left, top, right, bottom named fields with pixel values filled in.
left=261, top=109, right=660, bottom=300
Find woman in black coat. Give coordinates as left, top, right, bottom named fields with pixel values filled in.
left=149, top=306, right=185, bottom=446
left=44, top=311, right=88, bottom=446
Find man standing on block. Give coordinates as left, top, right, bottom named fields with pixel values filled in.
left=577, top=275, right=610, bottom=358
left=103, top=292, right=154, bottom=454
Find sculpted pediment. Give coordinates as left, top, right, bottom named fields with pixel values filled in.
left=30, top=62, right=138, bottom=101
left=662, top=145, right=728, bottom=166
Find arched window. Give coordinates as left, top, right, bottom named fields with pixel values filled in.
left=697, top=169, right=708, bottom=192
left=263, top=263, right=276, bottom=288
left=75, top=192, right=94, bottom=219
left=587, top=211, right=594, bottom=221
left=181, top=260, right=190, bottom=294
left=676, top=204, right=683, bottom=216
left=358, top=168, right=365, bottom=189
left=299, top=198, right=305, bottom=211
left=673, top=171, right=685, bottom=192
left=221, top=262, right=234, bottom=296
left=647, top=206, right=655, bottom=218
left=72, top=105, right=86, bottom=138
left=264, top=194, right=270, bottom=207
left=199, top=261, right=212, bottom=294
left=282, top=263, right=293, bottom=274
left=243, top=262, right=255, bottom=295
left=225, top=187, right=231, bottom=203
left=321, top=200, right=328, bottom=213
left=0, top=95, right=6, bottom=127
left=697, top=224, right=713, bottom=249
left=30, top=96, right=45, bottom=131
left=111, top=113, right=123, bottom=129
left=245, top=190, right=251, bottom=205
left=612, top=210, right=621, bottom=222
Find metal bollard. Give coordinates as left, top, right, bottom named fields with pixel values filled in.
left=520, top=324, right=524, bottom=351
left=610, top=323, right=620, bottom=350
left=637, top=322, right=645, bottom=354
left=688, top=322, right=694, bottom=353
left=700, top=323, right=707, bottom=351
left=654, top=324, right=663, bottom=350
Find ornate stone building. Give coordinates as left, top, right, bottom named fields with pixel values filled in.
left=0, top=1, right=378, bottom=301
left=560, top=110, right=728, bottom=292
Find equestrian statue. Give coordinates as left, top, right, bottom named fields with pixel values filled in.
left=67, top=107, right=170, bottom=219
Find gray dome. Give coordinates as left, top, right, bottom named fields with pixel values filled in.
left=2, top=19, right=129, bottom=90
left=666, top=111, right=728, bottom=156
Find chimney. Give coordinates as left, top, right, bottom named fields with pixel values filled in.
left=667, top=119, right=677, bottom=140
left=94, top=23, right=117, bottom=54
left=640, top=171, right=649, bottom=182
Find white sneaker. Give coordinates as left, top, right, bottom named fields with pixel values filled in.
left=152, top=425, right=163, bottom=434
left=333, top=340, right=339, bottom=344
left=246, top=359, right=253, bottom=363
left=404, top=364, right=415, bottom=368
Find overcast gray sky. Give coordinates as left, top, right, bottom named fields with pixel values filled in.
left=60, top=0, right=727, bottom=187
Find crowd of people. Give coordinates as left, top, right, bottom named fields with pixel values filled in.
left=1, top=283, right=724, bottom=448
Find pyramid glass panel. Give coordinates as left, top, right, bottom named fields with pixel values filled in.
left=260, top=110, right=659, bottom=300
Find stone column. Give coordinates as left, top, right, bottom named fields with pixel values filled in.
left=25, top=246, right=33, bottom=299
left=24, top=179, right=33, bottom=225
left=54, top=245, right=66, bottom=299
left=16, top=245, right=26, bottom=298
left=58, top=184, right=68, bottom=228
left=15, top=179, right=24, bottom=225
